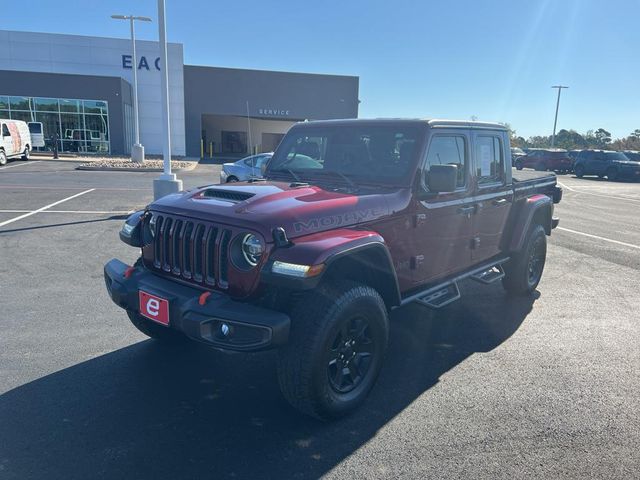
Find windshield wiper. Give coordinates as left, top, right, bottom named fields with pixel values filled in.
left=270, top=168, right=302, bottom=182
left=316, top=169, right=357, bottom=189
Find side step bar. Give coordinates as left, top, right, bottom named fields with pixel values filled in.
left=470, top=265, right=505, bottom=284
left=415, top=282, right=460, bottom=309
left=400, top=257, right=510, bottom=310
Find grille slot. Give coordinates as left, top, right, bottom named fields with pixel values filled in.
left=149, top=213, right=230, bottom=289
left=218, top=230, right=231, bottom=288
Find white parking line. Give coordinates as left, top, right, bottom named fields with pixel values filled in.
left=558, top=181, right=640, bottom=204
left=0, top=160, right=42, bottom=170
left=557, top=226, right=640, bottom=250
left=0, top=189, right=95, bottom=228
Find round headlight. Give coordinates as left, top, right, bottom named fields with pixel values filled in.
left=241, top=233, right=264, bottom=267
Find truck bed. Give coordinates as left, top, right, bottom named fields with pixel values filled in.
left=512, top=169, right=558, bottom=200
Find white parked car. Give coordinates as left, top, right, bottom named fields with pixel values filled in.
left=220, top=153, right=273, bottom=183
left=0, top=119, right=32, bottom=165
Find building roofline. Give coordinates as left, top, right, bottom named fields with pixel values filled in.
left=0, top=28, right=182, bottom=47
left=184, top=63, right=358, bottom=80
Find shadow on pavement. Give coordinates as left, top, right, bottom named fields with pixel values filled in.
left=0, top=284, right=536, bottom=479
left=0, top=215, right=127, bottom=234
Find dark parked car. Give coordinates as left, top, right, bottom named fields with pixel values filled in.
left=514, top=149, right=573, bottom=173
left=511, top=147, right=526, bottom=165
left=574, top=150, right=640, bottom=181
left=105, top=119, right=562, bottom=419
left=567, top=149, right=582, bottom=165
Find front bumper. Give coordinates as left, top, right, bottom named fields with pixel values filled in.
left=104, top=258, right=290, bottom=351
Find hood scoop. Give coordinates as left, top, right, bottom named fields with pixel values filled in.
left=199, top=188, right=255, bottom=203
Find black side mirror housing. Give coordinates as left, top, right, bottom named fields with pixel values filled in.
left=424, top=164, right=458, bottom=194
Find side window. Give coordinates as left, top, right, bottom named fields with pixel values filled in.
left=1, top=124, right=9, bottom=137
left=424, top=136, right=467, bottom=190
left=476, top=136, right=504, bottom=185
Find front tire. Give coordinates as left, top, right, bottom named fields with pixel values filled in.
left=574, top=164, right=585, bottom=178
left=226, top=176, right=239, bottom=183
left=515, top=160, right=523, bottom=170
left=277, top=281, right=389, bottom=420
left=0, top=150, right=6, bottom=166
left=503, top=224, right=547, bottom=296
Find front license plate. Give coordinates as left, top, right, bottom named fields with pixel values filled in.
left=139, top=290, right=170, bottom=326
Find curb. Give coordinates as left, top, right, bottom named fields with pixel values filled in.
left=76, top=162, right=198, bottom=173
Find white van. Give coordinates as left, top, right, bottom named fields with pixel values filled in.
left=0, top=119, right=32, bottom=165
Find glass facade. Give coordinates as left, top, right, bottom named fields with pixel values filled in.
left=0, top=95, right=110, bottom=154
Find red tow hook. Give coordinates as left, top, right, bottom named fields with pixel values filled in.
left=124, top=266, right=135, bottom=279
left=199, top=291, right=212, bottom=306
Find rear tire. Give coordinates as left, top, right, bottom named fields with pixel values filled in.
left=503, top=224, right=547, bottom=296
left=606, top=167, right=619, bottom=181
left=0, top=150, right=6, bottom=166
left=277, top=280, right=389, bottom=420
left=22, top=146, right=30, bottom=161
left=574, top=164, right=585, bottom=178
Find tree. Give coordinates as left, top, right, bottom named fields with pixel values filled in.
left=594, top=128, right=612, bottom=147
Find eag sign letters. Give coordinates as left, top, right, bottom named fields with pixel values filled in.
left=122, top=54, right=161, bottom=71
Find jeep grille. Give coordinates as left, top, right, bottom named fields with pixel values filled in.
left=148, top=213, right=231, bottom=289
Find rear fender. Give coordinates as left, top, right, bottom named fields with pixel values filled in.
left=509, top=194, right=553, bottom=252
left=261, top=228, right=401, bottom=307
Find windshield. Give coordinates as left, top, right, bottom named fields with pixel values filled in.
left=266, top=125, right=423, bottom=185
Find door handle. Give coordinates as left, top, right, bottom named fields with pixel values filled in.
left=457, top=205, right=475, bottom=215
left=492, top=198, right=508, bottom=205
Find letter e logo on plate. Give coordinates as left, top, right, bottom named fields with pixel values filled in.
left=139, top=291, right=169, bottom=326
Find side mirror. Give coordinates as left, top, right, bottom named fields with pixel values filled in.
left=425, top=164, right=458, bottom=193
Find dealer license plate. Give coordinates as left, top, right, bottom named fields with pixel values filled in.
left=138, top=291, right=170, bottom=326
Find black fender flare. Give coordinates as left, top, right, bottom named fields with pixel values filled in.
left=508, top=195, right=553, bottom=252
left=261, top=231, right=402, bottom=308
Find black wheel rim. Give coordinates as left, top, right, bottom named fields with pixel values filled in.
left=327, top=316, right=375, bottom=394
left=527, top=237, right=545, bottom=286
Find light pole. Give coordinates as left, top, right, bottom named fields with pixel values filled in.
left=111, top=14, right=151, bottom=163
left=153, top=0, right=182, bottom=199
left=550, top=85, right=568, bottom=148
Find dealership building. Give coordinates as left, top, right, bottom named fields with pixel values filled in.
left=0, top=30, right=359, bottom=157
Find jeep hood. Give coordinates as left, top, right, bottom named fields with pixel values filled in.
left=150, top=181, right=410, bottom=241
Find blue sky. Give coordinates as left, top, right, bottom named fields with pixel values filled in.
left=21, top=0, right=640, bottom=139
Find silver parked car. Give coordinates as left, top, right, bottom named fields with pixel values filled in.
left=220, top=153, right=273, bottom=183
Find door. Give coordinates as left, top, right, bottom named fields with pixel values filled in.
left=588, top=152, right=607, bottom=175
left=1, top=122, right=17, bottom=155
left=471, top=132, right=514, bottom=263
left=412, top=132, right=475, bottom=285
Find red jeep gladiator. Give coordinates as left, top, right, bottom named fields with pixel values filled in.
left=105, top=119, right=562, bottom=419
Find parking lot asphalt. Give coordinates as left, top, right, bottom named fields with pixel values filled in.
left=0, top=161, right=638, bottom=479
